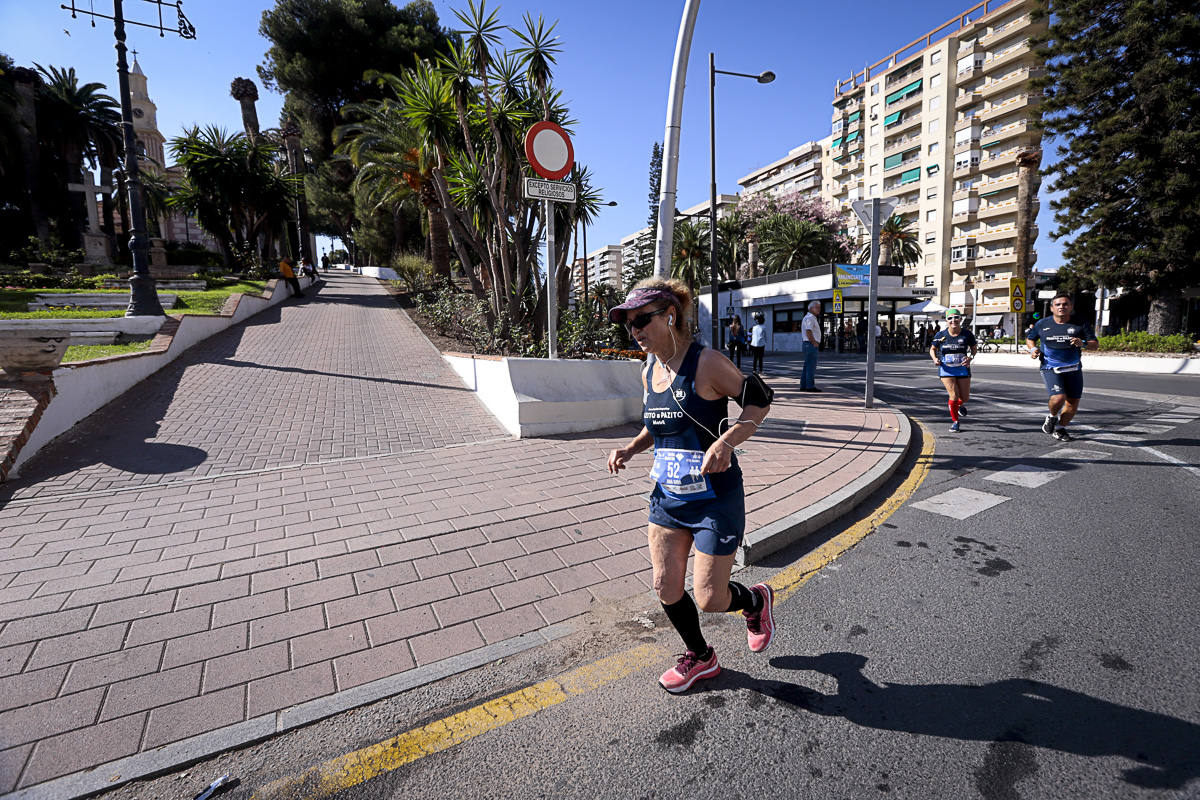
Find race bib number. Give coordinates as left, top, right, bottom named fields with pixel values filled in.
left=650, top=448, right=715, bottom=500
left=942, top=353, right=966, bottom=367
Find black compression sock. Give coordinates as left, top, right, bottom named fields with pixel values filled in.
left=661, top=594, right=708, bottom=655
left=725, top=581, right=762, bottom=614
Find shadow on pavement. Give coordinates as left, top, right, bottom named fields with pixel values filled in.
left=737, top=651, right=1200, bottom=792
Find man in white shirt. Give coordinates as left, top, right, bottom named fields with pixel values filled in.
left=801, top=300, right=822, bottom=392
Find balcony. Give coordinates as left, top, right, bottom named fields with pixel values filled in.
left=981, top=119, right=1031, bottom=145
left=951, top=233, right=978, bottom=246
left=976, top=249, right=1018, bottom=266
left=884, top=155, right=921, bottom=176
left=884, top=111, right=923, bottom=137
left=980, top=93, right=1040, bottom=123
left=980, top=66, right=1044, bottom=98
left=833, top=96, right=864, bottom=117
left=837, top=160, right=863, bottom=178
left=954, top=136, right=981, bottom=154
left=976, top=172, right=1019, bottom=193
left=884, top=131, right=922, bottom=154
left=984, top=39, right=1035, bottom=74
left=976, top=224, right=1019, bottom=243
left=977, top=198, right=1021, bottom=219
left=894, top=196, right=920, bottom=214
left=980, top=14, right=1033, bottom=47
left=982, top=147, right=1020, bottom=167
left=952, top=208, right=977, bottom=224
left=886, top=89, right=923, bottom=115
left=952, top=185, right=979, bottom=201
left=955, top=113, right=980, bottom=132
left=955, top=90, right=981, bottom=110
left=953, top=161, right=980, bottom=179
left=885, top=66, right=923, bottom=89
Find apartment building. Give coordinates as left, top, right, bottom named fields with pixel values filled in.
left=738, top=141, right=825, bottom=199
left=825, top=0, right=1046, bottom=320
left=575, top=244, right=624, bottom=297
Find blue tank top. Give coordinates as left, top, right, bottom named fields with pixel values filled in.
left=643, top=343, right=740, bottom=493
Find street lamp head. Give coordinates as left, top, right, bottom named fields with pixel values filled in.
left=757, top=71, right=776, bottom=84
left=604, top=201, right=618, bottom=206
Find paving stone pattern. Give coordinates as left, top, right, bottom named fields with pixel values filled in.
left=0, top=276, right=904, bottom=793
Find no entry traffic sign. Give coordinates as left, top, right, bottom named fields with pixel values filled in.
left=524, top=121, right=574, bottom=181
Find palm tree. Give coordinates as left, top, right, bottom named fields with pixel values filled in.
left=672, top=218, right=709, bottom=296
left=758, top=214, right=830, bottom=273
left=857, top=214, right=921, bottom=267
left=715, top=214, right=746, bottom=281
left=33, top=64, right=121, bottom=245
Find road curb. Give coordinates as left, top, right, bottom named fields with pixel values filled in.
left=7, top=624, right=576, bottom=800
left=738, top=402, right=914, bottom=566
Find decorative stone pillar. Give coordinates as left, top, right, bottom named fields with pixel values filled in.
left=149, top=237, right=169, bottom=268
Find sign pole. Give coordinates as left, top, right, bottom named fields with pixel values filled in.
left=545, top=198, right=558, bottom=359
left=865, top=198, right=880, bottom=409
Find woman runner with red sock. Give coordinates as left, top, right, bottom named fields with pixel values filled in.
left=929, top=309, right=977, bottom=433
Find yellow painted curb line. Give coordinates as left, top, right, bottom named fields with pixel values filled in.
left=253, top=421, right=933, bottom=799
left=251, top=643, right=666, bottom=800
left=766, top=419, right=935, bottom=605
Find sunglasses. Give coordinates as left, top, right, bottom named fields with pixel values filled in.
left=947, top=316, right=962, bottom=321
left=624, top=307, right=668, bottom=331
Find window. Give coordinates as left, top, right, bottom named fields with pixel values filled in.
left=869, top=184, right=879, bottom=195
left=929, top=120, right=940, bottom=133
left=926, top=210, right=937, bottom=222
left=927, top=164, right=940, bottom=175
left=931, top=51, right=943, bottom=64
left=930, top=74, right=943, bottom=88
left=954, top=151, right=981, bottom=170
left=870, top=124, right=879, bottom=136
left=869, top=144, right=879, bottom=156
left=925, top=231, right=937, bottom=243
left=929, top=96, right=942, bottom=111
left=871, top=83, right=880, bottom=95
left=928, top=142, right=940, bottom=155
left=927, top=187, right=939, bottom=199
left=870, top=165, right=879, bottom=175
left=951, top=244, right=978, bottom=261
left=870, top=104, right=879, bottom=116
left=924, top=275, right=935, bottom=287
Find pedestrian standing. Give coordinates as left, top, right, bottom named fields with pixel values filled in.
left=930, top=308, right=977, bottom=432
left=321, top=253, right=331, bottom=273
left=749, top=312, right=766, bottom=374
left=300, top=256, right=317, bottom=282
left=727, top=317, right=744, bottom=369
left=1026, top=293, right=1098, bottom=442
left=800, top=300, right=822, bottom=392
left=606, top=278, right=775, bottom=693
left=278, top=257, right=304, bottom=298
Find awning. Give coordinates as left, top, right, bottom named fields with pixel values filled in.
left=973, top=314, right=1003, bottom=325
left=847, top=110, right=861, bottom=123
left=831, top=136, right=844, bottom=148
left=899, top=167, right=921, bottom=184
left=845, top=130, right=860, bottom=143
left=883, top=110, right=902, bottom=126
left=885, top=78, right=923, bottom=105
left=897, top=299, right=947, bottom=315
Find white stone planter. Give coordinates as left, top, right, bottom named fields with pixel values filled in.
left=0, top=330, right=70, bottom=379
left=444, top=354, right=644, bottom=437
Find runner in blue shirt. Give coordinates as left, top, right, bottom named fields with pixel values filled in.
left=1025, top=292, right=1098, bottom=442
left=929, top=308, right=977, bottom=433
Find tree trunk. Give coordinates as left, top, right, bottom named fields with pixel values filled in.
left=1147, top=289, right=1181, bottom=335
left=747, top=240, right=759, bottom=278
left=427, top=206, right=451, bottom=282
left=1015, top=148, right=1042, bottom=336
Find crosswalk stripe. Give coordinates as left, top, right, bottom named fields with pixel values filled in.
left=911, top=487, right=1010, bottom=519
left=984, top=464, right=1065, bottom=488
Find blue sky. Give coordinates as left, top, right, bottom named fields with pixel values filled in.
left=1, top=0, right=1062, bottom=267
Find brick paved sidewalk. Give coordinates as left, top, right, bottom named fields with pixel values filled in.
left=0, top=278, right=908, bottom=797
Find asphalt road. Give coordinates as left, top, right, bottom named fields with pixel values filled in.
left=103, top=355, right=1200, bottom=800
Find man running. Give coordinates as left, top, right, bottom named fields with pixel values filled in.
left=929, top=308, right=976, bottom=432
left=1025, top=292, right=1098, bottom=442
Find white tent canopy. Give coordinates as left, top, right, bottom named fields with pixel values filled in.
left=897, top=299, right=947, bottom=315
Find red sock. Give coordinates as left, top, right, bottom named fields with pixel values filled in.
left=948, top=399, right=959, bottom=421
left=957, top=399, right=966, bottom=412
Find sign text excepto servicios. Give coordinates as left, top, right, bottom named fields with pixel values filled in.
left=523, top=177, right=577, bottom=203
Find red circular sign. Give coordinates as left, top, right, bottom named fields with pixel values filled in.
left=523, top=121, right=574, bottom=181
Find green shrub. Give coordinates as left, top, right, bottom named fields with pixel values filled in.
left=390, top=253, right=434, bottom=292
left=7, top=235, right=85, bottom=271
left=1098, top=330, right=1194, bottom=353
left=0, top=270, right=97, bottom=289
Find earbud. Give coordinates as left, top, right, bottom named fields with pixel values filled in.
left=668, top=315, right=674, bottom=326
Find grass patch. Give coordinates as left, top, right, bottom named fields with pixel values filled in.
left=61, top=340, right=154, bottom=363
left=0, top=281, right=267, bottom=317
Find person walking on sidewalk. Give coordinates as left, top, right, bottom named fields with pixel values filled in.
left=800, top=300, right=822, bottom=392
left=727, top=316, right=744, bottom=369
left=606, top=278, right=775, bottom=694
left=749, top=312, right=767, bottom=374
left=278, top=257, right=304, bottom=298
left=1026, top=292, right=1097, bottom=442
left=930, top=308, right=976, bottom=433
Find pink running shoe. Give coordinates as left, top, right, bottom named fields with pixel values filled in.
left=743, top=584, right=775, bottom=652
left=658, top=648, right=720, bottom=694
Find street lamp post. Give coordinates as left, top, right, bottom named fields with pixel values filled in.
left=580, top=201, right=617, bottom=313
left=709, top=54, right=774, bottom=348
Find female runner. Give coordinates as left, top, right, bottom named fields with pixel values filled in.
left=929, top=308, right=977, bottom=432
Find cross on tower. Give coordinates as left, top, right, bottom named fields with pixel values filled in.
left=131, top=48, right=138, bottom=58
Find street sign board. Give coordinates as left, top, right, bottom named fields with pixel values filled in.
left=832, top=288, right=844, bottom=314
left=524, top=177, right=577, bottom=203
left=834, top=263, right=871, bottom=288
left=850, top=197, right=899, bottom=228
left=1009, top=277, right=1026, bottom=312
left=523, top=121, right=574, bottom=181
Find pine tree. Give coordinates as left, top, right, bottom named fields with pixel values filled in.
left=1034, top=0, right=1200, bottom=333
left=623, top=141, right=661, bottom=290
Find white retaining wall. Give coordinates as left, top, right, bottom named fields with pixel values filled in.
left=444, top=354, right=643, bottom=438
left=11, top=276, right=311, bottom=476
left=973, top=351, right=1200, bottom=375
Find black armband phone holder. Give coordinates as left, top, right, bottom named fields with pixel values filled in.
left=739, top=373, right=774, bottom=407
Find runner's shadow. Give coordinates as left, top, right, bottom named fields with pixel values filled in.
left=751, top=652, right=1200, bottom=790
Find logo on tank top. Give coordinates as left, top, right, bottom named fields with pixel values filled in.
left=673, top=388, right=687, bottom=401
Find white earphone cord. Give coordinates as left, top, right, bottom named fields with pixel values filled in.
left=658, top=336, right=760, bottom=455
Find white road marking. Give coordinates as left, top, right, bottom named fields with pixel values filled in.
left=984, top=464, right=1065, bottom=488
left=1140, top=446, right=1200, bottom=480
left=1118, top=424, right=1173, bottom=435
left=911, top=487, right=1011, bottom=519
left=1049, top=448, right=1112, bottom=462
